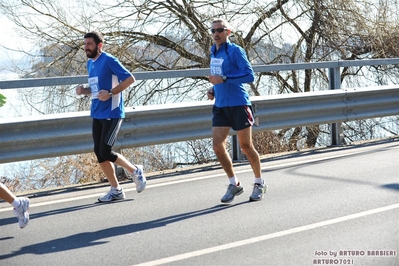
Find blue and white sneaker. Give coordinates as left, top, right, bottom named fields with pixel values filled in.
left=98, top=187, right=125, bottom=202
left=249, top=182, right=267, bottom=202
left=221, top=182, right=244, bottom=203
left=132, top=165, right=146, bottom=193
left=14, top=197, right=30, bottom=228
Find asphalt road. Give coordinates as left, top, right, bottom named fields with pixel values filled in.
left=1, top=138, right=398, bottom=266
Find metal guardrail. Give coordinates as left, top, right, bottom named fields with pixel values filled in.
left=1, top=59, right=399, bottom=89
left=1, top=86, right=398, bottom=164
left=1, top=59, right=399, bottom=163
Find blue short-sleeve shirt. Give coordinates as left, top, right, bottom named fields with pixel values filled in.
left=87, top=52, right=132, bottom=119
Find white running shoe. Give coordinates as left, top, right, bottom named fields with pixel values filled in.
left=249, top=182, right=267, bottom=202
left=132, top=165, right=146, bottom=193
left=221, top=182, right=244, bottom=203
left=14, top=197, right=30, bottom=228
left=98, top=187, right=126, bottom=202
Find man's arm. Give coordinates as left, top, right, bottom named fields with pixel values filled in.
left=109, top=75, right=135, bottom=95
left=97, top=75, right=135, bottom=101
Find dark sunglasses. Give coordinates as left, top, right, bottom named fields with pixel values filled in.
left=211, top=27, right=227, bottom=34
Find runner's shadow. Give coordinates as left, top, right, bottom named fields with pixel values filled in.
left=0, top=201, right=250, bottom=260
left=0, top=200, right=131, bottom=227
left=380, top=183, right=399, bottom=191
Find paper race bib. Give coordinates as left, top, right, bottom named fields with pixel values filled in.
left=210, top=58, right=224, bottom=76
left=88, top=77, right=99, bottom=99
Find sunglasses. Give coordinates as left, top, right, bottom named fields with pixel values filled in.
left=210, top=27, right=227, bottom=34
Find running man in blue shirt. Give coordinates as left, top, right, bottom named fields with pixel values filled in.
left=76, top=31, right=146, bottom=202
left=207, top=18, right=267, bottom=203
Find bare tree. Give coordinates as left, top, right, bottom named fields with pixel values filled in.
left=0, top=0, right=398, bottom=189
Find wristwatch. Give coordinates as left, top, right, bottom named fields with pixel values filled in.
left=109, top=92, right=113, bottom=97
left=222, top=75, right=227, bottom=82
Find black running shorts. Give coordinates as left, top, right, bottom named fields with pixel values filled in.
left=212, top=105, right=254, bottom=131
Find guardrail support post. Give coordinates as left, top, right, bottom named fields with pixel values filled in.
left=329, top=66, right=345, bottom=146
left=114, top=149, right=129, bottom=180
left=232, top=135, right=245, bottom=161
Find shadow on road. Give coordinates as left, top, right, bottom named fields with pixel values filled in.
left=0, top=201, right=249, bottom=260
left=0, top=200, right=122, bottom=227
left=381, top=183, right=399, bottom=191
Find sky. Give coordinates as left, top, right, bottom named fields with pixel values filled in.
left=0, top=13, right=37, bottom=118
left=0, top=15, right=24, bottom=68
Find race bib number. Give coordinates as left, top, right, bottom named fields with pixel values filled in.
left=210, top=58, right=224, bottom=76
left=88, top=77, right=99, bottom=99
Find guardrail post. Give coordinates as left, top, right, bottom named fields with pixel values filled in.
left=329, top=66, right=345, bottom=146
left=231, top=103, right=260, bottom=161
left=232, top=135, right=245, bottom=161
left=114, top=148, right=128, bottom=180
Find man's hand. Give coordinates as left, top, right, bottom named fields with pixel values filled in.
left=207, top=88, right=214, bottom=100
left=76, top=85, right=85, bottom=95
left=208, top=75, right=224, bottom=85
left=97, top=90, right=112, bottom=101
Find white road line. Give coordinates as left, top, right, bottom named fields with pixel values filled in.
left=131, top=203, right=399, bottom=266
left=0, top=147, right=389, bottom=212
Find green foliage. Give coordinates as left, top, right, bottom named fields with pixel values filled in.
left=0, top=93, right=6, bottom=107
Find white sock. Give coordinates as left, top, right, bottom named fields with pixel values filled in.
left=229, top=176, right=239, bottom=186
left=11, top=198, right=21, bottom=209
left=254, top=177, right=263, bottom=185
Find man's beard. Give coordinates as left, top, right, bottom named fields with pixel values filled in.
left=85, top=46, right=99, bottom=59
